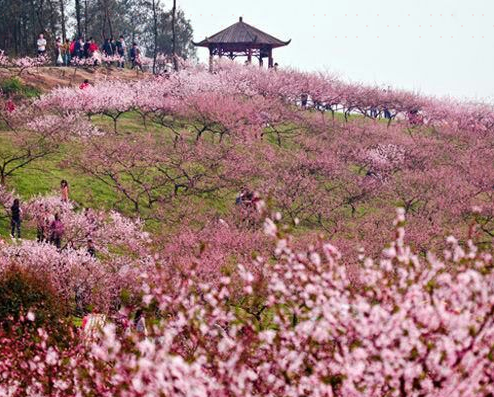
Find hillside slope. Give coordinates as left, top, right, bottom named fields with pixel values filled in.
left=0, top=66, right=144, bottom=93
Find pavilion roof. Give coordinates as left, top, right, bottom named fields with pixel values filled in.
left=193, top=17, right=291, bottom=48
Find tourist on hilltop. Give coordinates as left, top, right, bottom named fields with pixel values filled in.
left=79, top=79, right=90, bottom=90
left=83, top=38, right=91, bottom=58
left=49, top=213, right=64, bottom=250
left=110, top=37, right=117, bottom=55
left=55, top=37, right=63, bottom=66
left=75, top=37, right=85, bottom=58
left=37, top=33, right=47, bottom=57
left=10, top=198, right=22, bottom=239
left=102, top=38, right=114, bottom=57
left=130, top=42, right=143, bottom=71
left=116, top=36, right=126, bottom=68
left=62, top=38, right=71, bottom=66
left=60, top=179, right=70, bottom=201
left=69, top=37, right=76, bottom=58
left=88, top=38, right=99, bottom=57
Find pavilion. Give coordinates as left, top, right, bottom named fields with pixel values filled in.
left=192, top=17, right=291, bottom=72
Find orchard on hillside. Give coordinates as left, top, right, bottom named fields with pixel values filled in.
left=0, top=59, right=492, bottom=396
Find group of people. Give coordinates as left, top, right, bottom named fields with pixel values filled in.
left=8, top=180, right=94, bottom=256
left=9, top=180, right=68, bottom=249
left=36, top=32, right=143, bottom=70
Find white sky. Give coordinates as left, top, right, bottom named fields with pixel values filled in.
left=179, top=0, right=494, bottom=101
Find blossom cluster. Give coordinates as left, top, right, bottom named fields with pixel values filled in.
left=0, top=210, right=492, bottom=396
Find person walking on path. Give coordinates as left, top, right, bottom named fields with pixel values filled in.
left=37, top=33, right=47, bottom=57
left=50, top=213, right=64, bottom=249
left=10, top=198, right=21, bottom=239
left=60, top=180, right=69, bottom=202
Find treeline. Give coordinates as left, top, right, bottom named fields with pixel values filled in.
left=0, top=0, right=196, bottom=60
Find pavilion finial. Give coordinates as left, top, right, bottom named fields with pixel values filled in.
left=239, top=16, right=243, bottom=22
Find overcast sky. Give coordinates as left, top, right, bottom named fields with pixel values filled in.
left=179, top=0, right=493, bottom=101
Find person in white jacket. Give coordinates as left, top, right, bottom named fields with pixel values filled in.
left=37, top=33, right=47, bottom=56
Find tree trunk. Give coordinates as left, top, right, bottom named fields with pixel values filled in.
left=75, top=0, right=82, bottom=37
left=152, top=0, right=158, bottom=75
left=84, top=0, right=88, bottom=38
left=60, top=0, right=67, bottom=41
left=172, top=0, right=178, bottom=71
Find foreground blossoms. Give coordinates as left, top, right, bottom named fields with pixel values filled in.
left=0, top=209, right=492, bottom=397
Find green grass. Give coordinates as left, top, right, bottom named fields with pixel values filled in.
left=0, top=76, right=42, bottom=99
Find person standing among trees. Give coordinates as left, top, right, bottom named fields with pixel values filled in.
left=134, top=309, right=148, bottom=337
left=116, top=36, right=126, bottom=68
left=79, top=79, right=90, bottom=90
left=60, top=179, right=69, bottom=202
left=37, top=33, right=47, bottom=57
left=102, top=38, right=113, bottom=56
left=130, top=43, right=143, bottom=71
left=88, top=38, right=99, bottom=57
left=83, top=38, right=91, bottom=58
left=110, top=37, right=117, bottom=57
left=36, top=203, right=49, bottom=242
left=5, top=95, right=15, bottom=113
left=62, top=38, right=71, bottom=66
left=87, top=238, right=96, bottom=257
left=55, top=37, right=63, bottom=66
left=49, top=213, right=64, bottom=249
left=75, top=37, right=84, bottom=58
left=10, top=198, right=21, bottom=239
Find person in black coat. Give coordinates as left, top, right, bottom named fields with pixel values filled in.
left=10, top=198, right=21, bottom=238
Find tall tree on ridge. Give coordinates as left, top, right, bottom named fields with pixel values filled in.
left=172, top=0, right=178, bottom=71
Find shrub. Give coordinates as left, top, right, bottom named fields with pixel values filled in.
left=0, top=76, right=41, bottom=98
left=0, top=264, right=71, bottom=343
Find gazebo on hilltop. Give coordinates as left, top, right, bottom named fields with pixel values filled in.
left=193, top=17, right=291, bottom=72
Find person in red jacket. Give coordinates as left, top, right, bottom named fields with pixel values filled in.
left=88, top=38, right=99, bottom=55
left=79, top=79, right=90, bottom=90
left=5, top=98, right=15, bottom=113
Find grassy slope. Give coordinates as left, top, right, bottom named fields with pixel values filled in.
left=0, top=68, right=388, bottom=240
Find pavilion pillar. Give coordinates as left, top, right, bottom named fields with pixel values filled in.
left=259, top=57, right=263, bottom=67
left=268, top=48, right=273, bottom=68
left=247, top=47, right=252, bottom=64
left=209, top=48, right=213, bottom=73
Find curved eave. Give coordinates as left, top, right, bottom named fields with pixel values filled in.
left=272, top=39, right=291, bottom=48
left=192, top=40, right=209, bottom=47
left=192, top=39, right=291, bottom=48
